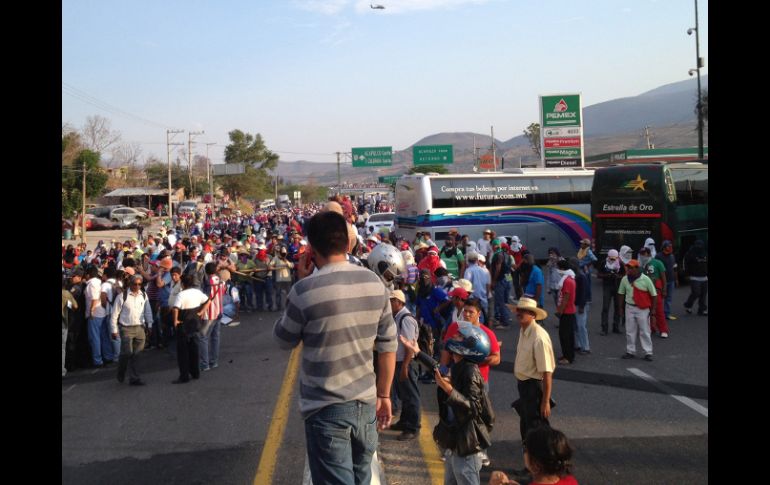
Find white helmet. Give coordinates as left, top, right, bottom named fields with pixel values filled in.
left=367, top=242, right=406, bottom=282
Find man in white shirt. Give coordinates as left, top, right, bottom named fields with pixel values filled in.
left=85, top=266, right=111, bottom=367
left=172, top=274, right=211, bottom=384
left=476, top=229, right=494, bottom=267
left=110, top=274, right=154, bottom=386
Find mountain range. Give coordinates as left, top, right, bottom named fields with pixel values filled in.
left=277, top=76, right=708, bottom=184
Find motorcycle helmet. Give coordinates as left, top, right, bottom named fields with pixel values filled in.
left=445, top=324, right=490, bottom=364
left=367, top=242, right=406, bottom=282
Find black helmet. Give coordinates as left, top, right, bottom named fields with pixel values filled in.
left=445, top=324, right=490, bottom=364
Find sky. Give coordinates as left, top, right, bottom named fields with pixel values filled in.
left=62, top=0, right=708, bottom=167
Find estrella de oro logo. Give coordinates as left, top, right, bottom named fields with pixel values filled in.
left=623, top=175, right=648, bottom=191
left=554, top=99, right=568, bottom=112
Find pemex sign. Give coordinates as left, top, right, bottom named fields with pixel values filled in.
left=540, top=94, right=584, bottom=168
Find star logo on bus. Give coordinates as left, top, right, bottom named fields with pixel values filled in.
left=624, top=175, right=648, bottom=191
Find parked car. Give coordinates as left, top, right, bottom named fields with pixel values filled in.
left=365, top=212, right=395, bottom=235
left=134, top=207, right=155, bottom=218
left=89, top=216, right=118, bottom=231
left=110, top=207, right=147, bottom=227
left=177, top=200, right=198, bottom=216
left=87, top=204, right=126, bottom=218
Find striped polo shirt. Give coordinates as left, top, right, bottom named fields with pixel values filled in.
left=273, top=261, right=397, bottom=419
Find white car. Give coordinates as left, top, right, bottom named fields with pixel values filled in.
left=109, top=207, right=147, bottom=227
left=365, top=212, right=395, bottom=235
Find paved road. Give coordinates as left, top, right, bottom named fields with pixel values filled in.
left=62, top=277, right=707, bottom=484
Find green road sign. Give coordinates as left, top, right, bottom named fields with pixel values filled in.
left=352, top=146, right=392, bottom=167
left=544, top=147, right=581, bottom=159
left=541, top=94, right=581, bottom=127
left=413, top=144, right=453, bottom=165
left=378, top=175, right=400, bottom=184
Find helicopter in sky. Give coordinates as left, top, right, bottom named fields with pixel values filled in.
left=370, top=4, right=385, bottom=9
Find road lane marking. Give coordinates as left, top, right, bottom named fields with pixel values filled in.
left=253, top=344, right=302, bottom=485
left=627, top=367, right=708, bottom=418
left=418, top=406, right=444, bottom=485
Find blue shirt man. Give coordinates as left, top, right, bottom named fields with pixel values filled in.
left=524, top=264, right=545, bottom=308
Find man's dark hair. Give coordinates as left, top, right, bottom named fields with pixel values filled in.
left=86, top=265, right=100, bottom=279
left=434, top=267, right=449, bottom=278
left=122, top=258, right=136, bottom=268
left=104, top=266, right=116, bottom=279
left=170, top=266, right=182, bottom=275
left=639, top=247, right=651, bottom=255
left=181, top=273, right=196, bottom=289
left=204, top=262, right=218, bottom=275
left=557, top=258, right=571, bottom=271
left=523, top=426, right=573, bottom=475
left=306, top=211, right=349, bottom=258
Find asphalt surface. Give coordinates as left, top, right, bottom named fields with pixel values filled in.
left=62, top=277, right=708, bottom=485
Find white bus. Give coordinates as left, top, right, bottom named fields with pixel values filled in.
left=395, top=170, right=594, bottom=259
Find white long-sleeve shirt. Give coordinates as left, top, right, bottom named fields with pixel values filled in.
left=110, top=290, right=154, bottom=334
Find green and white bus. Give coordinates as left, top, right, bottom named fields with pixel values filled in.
left=395, top=170, right=594, bottom=260
left=591, top=161, right=708, bottom=270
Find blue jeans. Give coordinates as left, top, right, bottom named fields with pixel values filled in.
left=87, top=316, right=109, bottom=365
left=304, top=401, right=378, bottom=485
left=574, top=303, right=590, bottom=351
left=198, top=318, right=221, bottom=369
left=238, top=282, right=254, bottom=310
left=444, top=449, right=482, bottom=485
left=664, top=280, right=675, bottom=317
left=252, top=280, right=268, bottom=311
left=395, top=361, right=421, bottom=432
left=493, top=279, right=512, bottom=326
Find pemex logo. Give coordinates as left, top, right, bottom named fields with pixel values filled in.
left=554, top=99, right=568, bottom=112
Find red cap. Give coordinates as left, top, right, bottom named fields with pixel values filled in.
left=448, top=287, right=469, bottom=300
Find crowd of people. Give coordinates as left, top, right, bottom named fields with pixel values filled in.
left=62, top=194, right=707, bottom=484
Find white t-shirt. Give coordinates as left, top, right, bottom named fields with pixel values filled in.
left=174, top=288, right=210, bottom=310
left=86, top=278, right=107, bottom=318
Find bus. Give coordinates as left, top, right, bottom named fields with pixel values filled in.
left=395, top=170, right=594, bottom=260
left=591, top=162, right=708, bottom=271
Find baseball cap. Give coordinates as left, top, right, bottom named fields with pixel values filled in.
left=448, top=287, right=469, bottom=300
left=389, top=290, right=406, bottom=303
left=625, top=259, right=640, bottom=268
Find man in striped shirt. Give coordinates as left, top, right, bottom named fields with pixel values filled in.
left=273, top=211, right=397, bottom=485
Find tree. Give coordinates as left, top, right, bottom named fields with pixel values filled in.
left=82, top=115, right=121, bottom=154
left=408, top=164, right=448, bottom=175
left=108, top=142, right=143, bottom=168
left=61, top=149, right=108, bottom=216
left=62, top=127, right=83, bottom=166
left=523, top=122, right=541, bottom=158
left=219, top=130, right=280, bottom=200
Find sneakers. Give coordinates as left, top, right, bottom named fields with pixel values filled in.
left=211, top=363, right=219, bottom=369
left=660, top=332, right=669, bottom=338
left=397, top=431, right=418, bottom=441
left=621, top=353, right=635, bottom=359
left=668, top=315, right=678, bottom=321
left=701, top=310, right=708, bottom=316
left=228, top=320, right=241, bottom=327
left=579, top=350, right=591, bottom=355
left=644, top=354, right=653, bottom=362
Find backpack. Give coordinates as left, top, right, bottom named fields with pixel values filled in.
left=112, top=287, right=148, bottom=322
left=417, top=321, right=434, bottom=356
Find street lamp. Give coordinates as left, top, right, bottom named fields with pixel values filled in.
left=688, top=0, right=705, bottom=159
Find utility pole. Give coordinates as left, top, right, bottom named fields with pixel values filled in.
left=491, top=126, right=496, bottom=172
left=188, top=131, right=204, bottom=198
left=643, top=125, right=655, bottom=149
left=336, top=151, right=341, bottom=194
left=167, top=129, right=184, bottom=215
left=206, top=142, right=216, bottom=206
left=693, top=0, right=704, bottom=159
left=81, top=163, right=86, bottom=245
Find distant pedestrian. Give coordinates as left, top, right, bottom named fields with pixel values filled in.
left=389, top=289, right=421, bottom=442
left=618, top=259, right=657, bottom=361
left=639, top=246, right=669, bottom=338
left=545, top=248, right=563, bottom=310
left=597, top=249, right=625, bottom=335
left=683, top=239, right=708, bottom=316
left=569, top=258, right=590, bottom=355
left=554, top=259, right=576, bottom=365
left=656, top=240, right=678, bottom=321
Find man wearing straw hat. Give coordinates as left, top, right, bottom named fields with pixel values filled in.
left=507, top=297, right=555, bottom=455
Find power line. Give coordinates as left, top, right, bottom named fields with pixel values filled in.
left=62, top=82, right=171, bottom=129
